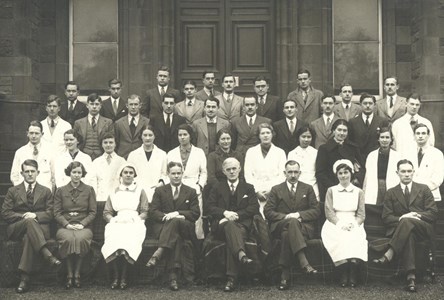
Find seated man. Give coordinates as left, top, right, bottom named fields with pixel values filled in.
left=205, top=157, right=259, bottom=292
left=1, top=159, right=61, bottom=293
left=145, top=161, right=200, bottom=291
left=264, top=160, right=320, bottom=290
left=374, top=159, right=438, bottom=293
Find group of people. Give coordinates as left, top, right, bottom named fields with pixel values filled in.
left=2, top=67, right=442, bottom=294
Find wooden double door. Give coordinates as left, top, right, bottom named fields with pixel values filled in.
left=175, top=0, right=275, bottom=95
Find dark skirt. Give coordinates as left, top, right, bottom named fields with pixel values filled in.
left=376, top=179, right=387, bottom=206
left=56, top=228, right=93, bottom=258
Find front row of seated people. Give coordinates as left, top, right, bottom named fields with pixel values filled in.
left=3, top=118, right=441, bottom=294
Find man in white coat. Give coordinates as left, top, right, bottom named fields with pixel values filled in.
left=412, top=124, right=444, bottom=201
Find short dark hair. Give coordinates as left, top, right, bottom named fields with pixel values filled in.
left=204, top=96, right=220, bottom=107
left=297, top=69, right=311, bottom=77
left=177, top=124, right=195, bottom=142
left=167, top=161, right=183, bottom=172
left=46, top=95, right=61, bottom=106
left=202, top=70, right=216, bottom=78
left=377, top=127, right=393, bottom=146
left=222, top=73, right=235, bottom=82
left=183, top=80, right=197, bottom=88
left=87, top=93, right=102, bottom=103
left=21, top=159, right=38, bottom=171
left=335, top=163, right=353, bottom=175
left=101, top=132, right=116, bottom=144
left=216, top=128, right=233, bottom=146
left=359, top=93, right=376, bottom=104
left=64, top=161, right=87, bottom=177
left=253, top=75, right=269, bottom=84
left=139, top=124, right=156, bottom=142
left=127, top=94, right=141, bottom=103
left=414, top=123, right=430, bottom=135
left=65, top=81, right=79, bottom=90
left=64, top=129, right=83, bottom=146
left=283, top=99, right=298, bottom=107
left=407, top=93, right=422, bottom=102
left=28, top=120, right=43, bottom=133
left=321, top=95, right=336, bottom=103
left=331, top=119, right=349, bottom=132
left=295, top=125, right=316, bottom=146
left=162, top=92, right=176, bottom=102
left=285, top=160, right=300, bottom=169
left=397, top=159, right=413, bottom=170
left=340, top=83, right=353, bottom=91
left=108, top=78, right=122, bottom=87
left=158, top=65, right=170, bottom=74
left=384, top=76, right=398, bottom=85
left=257, top=123, right=275, bottom=139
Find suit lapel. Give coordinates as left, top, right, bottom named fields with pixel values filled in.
left=409, top=183, right=420, bottom=206
left=175, top=185, right=187, bottom=208
left=80, top=118, right=87, bottom=141
left=261, top=96, right=273, bottom=114
left=394, top=185, right=409, bottom=210
left=134, top=116, right=145, bottom=137
left=18, top=184, right=28, bottom=206
left=281, top=183, right=294, bottom=210
left=200, top=119, right=209, bottom=139
left=122, top=118, right=132, bottom=137
left=33, top=183, right=43, bottom=205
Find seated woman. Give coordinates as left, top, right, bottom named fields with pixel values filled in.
left=315, top=119, right=365, bottom=202
left=54, top=161, right=97, bottom=289
left=244, top=123, right=286, bottom=216
left=167, top=124, right=207, bottom=239
left=363, top=127, right=401, bottom=206
left=321, top=159, right=367, bottom=288
left=127, top=124, right=167, bottom=202
left=288, top=126, right=319, bottom=200
left=54, top=129, right=92, bottom=188
left=101, top=164, right=149, bottom=290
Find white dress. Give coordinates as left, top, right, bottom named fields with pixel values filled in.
left=288, top=145, right=319, bottom=200
left=101, top=185, right=147, bottom=263
left=321, top=184, right=367, bottom=264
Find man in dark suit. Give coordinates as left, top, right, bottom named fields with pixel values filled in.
left=151, top=93, right=187, bottom=153
left=195, top=70, right=221, bottom=101
left=205, top=157, right=259, bottom=292
left=143, top=65, right=181, bottom=118
left=146, top=161, right=200, bottom=291
left=273, top=99, right=308, bottom=155
left=374, top=159, right=437, bottom=292
left=287, top=69, right=324, bottom=124
left=332, top=83, right=362, bottom=121
left=100, top=78, right=127, bottom=122
left=253, top=75, right=281, bottom=122
left=348, top=93, right=389, bottom=161
left=2, top=159, right=61, bottom=293
left=73, top=93, right=113, bottom=160
left=231, top=97, right=271, bottom=156
left=264, top=160, right=320, bottom=290
left=375, top=76, right=407, bottom=124
left=310, top=95, right=338, bottom=149
left=114, top=94, right=150, bottom=159
left=59, top=81, right=88, bottom=127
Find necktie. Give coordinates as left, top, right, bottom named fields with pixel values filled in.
left=226, top=94, right=231, bottom=103
left=404, top=186, right=410, bottom=207
left=69, top=101, right=74, bottom=111
left=188, top=100, right=193, bottom=106
left=50, top=119, right=55, bottom=128
left=289, top=119, right=295, bottom=134
left=345, top=104, right=349, bottom=110
left=161, top=87, right=166, bottom=96
left=33, top=145, right=38, bottom=157
left=389, top=96, right=394, bottom=108
left=326, top=117, right=331, bottom=128
left=209, top=90, right=213, bottom=97
left=113, top=99, right=118, bottom=115
left=27, top=184, right=33, bottom=206
left=290, top=183, right=296, bottom=198
left=173, top=186, right=179, bottom=200
left=166, top=113, right=171, bottom=127
left=249, top=117, right=253, bottom=127
left=418, top=148, right=424, bottom=166
left=130, top=117, right=136, bottom=137
left=106, top=154, right=112, bottom=165
left=410, top=117, right=417, bottom=131
left=365, top=115, right=370, bottom=127
left=259, top=96, right=265, bottom=105
left=92, top=116, right=96, bottom=129
left=230, top=183, right=235, bottom=195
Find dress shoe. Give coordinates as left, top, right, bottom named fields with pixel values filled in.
left=16, top=280, right=29, bottom=294
left=169, top=279, right=179, bottom=291
left=278, top=279, right=289, bottom=290
left=47, top=255, right=62, bottom=267
left=120, top=279, right=128, bottom=290
left=372, top=255, right=390, bottom=265
left=406, top=278, right=416, bottom=293
left=74, top=276, right=81, bottom=288
left=338, top=265, right=348, bottom=287
left=65, top=277, right=73, bottom=289
left=240, top=256, right=253, bottom=265
left=110, top=278, right=119, bottom=289
left=224, top=278, right=235, bottom=292
left=349, top=263, right=358, bottom=287
left=146, top=256, right=159, bottom=268
left=303, top=265, right=318, bottom=275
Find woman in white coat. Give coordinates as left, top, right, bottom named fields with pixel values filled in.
left=127, top=124, right=167, bottom=202
left=244, top=123, right=286, bottom=216
left=363, top=127, right=401, bottom=206
left=167, top=124, right=207, bottom=239
left=54, top=129, right=92, bottom=188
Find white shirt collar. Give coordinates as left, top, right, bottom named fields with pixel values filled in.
left=128, top=114, right=140, bottom=123
left=206, top=116, right=217, bottom=123
left=23, top=181, right=36, bottom=190
left=323, top=114, right=333, bottom=124
left=341, top=101, right=351, bottom=109
left=401, top=182, right=413, bottom=193
left=337, top=183, right=354, bottom=192
left=158, top=85, right=168, bottom=94
left=362, top=113, right=374, bottom=123
left=246, top=114, right=257, bottom=124
left=163, top=112, right=173, bottom=122
left=286, top=181, right=298, bottom=191
left=88, top=114, right=99, bottom=124
left=227, top=179, right=239, bottom=190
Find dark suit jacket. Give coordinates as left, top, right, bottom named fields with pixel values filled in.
left=143, top=86, right=181, bottom=118
left=264, top=181, right=320, bottom=239
left=231, top=115, right=272, bottom=155
left=192, top=117, right=230, bottom=156
left=348, top=114, right=389, bottom=160
left=382, top=182, right=437, bottom=236
left=255, top=94, right=282, bottom=122
left=287, top=86, right=324, bottom=124
left=195, top=89, right=221, bottom=102
left=73, top=115, right=114, bottom=151
left=205, top=180, right=259, bottom=232
left=114, top=115, right=150, bottom=159
left=273, top=118, right=308, bottom=155
left=1, top=183, right=53, bottom=226
left=100, top=97, right=128, bottom=122
left=375, top=96, right=407, bottom=124
left=315, top=138, right=365, bottom=201
left=60, top=100, right=88, bottom=127
left=149, top=184, right=200, bottom=238
left=151, top=113, right=187, bottom=153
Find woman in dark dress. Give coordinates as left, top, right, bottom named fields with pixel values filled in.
left=315, top=119, right=365, bottom=202
left=54, top=161, right=97, bottom=289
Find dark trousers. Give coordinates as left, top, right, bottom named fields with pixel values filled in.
left=6, top=219, right=50, bottom=273
left=215, top=220, right=248, bottom=278
left=273, top=218, right=308, bottom=267
left=389, top=218, right=432, bottom=272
